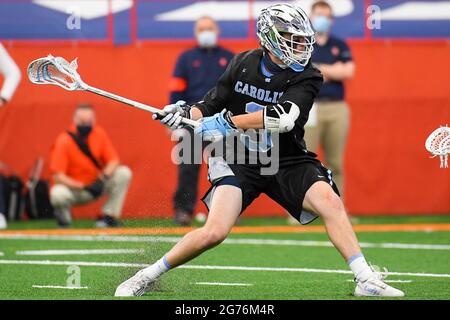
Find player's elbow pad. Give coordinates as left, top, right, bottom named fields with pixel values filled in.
left=263, top=101, right=300, bottom=133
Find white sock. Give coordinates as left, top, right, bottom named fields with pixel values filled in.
left=348, top=253, right=374, bottom=282
left=142, top=256, right=172, bottom=280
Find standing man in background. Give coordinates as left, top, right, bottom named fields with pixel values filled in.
left=0, top=42, right=21, bottom=229
left=306, top=1, right=355, bottom=201
left=169, top=16, right=234, bottom=226
left=50, top=103, right=132, bottom=228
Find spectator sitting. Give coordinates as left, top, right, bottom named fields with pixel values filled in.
left=49, top=103, right=132, bottom=228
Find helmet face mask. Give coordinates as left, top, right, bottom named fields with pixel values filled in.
left=257, top=4, right=316, bottom=72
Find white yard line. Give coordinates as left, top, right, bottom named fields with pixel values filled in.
left=32, top=285, right=88, bottom=290
left=346, top=279, right=413, bottom=283
left=1, top=234, right=450, bottom=251
left=16, top=249, right=144, bottom=256
left=0, top=259, right=147, bottom=268
left=0, top=259, right=449, bottom=278
left=192, top=282, right=253, bottom=286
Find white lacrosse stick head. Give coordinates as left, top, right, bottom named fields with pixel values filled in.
left=425, top=125, right=450, bottom=168
left=27, top=54, right=87, bottom=91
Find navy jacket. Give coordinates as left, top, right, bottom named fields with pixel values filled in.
left=169, top=46, right=234, bottom=104
left=312, top=35, right=352, bottom=101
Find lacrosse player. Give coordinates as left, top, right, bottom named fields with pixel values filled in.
left=115, top=4, right=404, bottom=297
left=0, top=42, right=21, bottom=228
left=0, top=42, right=21, bottom=107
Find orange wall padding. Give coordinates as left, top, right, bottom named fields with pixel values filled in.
left=0, top=40, right=449, bottom=218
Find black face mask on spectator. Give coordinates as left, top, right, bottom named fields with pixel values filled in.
left=77, top=125, right=92, bottom=138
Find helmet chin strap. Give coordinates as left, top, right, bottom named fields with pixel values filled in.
left=274, top=50, right=306, bottom=72
left=276, top=61, right=288, bottom=69
left=277, top=52, right=305, bottom=72
left=288, top=62, right=305, bottom=72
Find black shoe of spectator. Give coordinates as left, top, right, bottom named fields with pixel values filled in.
left=95, top=215, right=123, bottom=228
left=57, top=220, right=71, bottom=229
left=54, top=209, right=71, bottom=228
left=174, top=210, right=192, bottom=226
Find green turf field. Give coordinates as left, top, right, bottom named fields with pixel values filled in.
left=0, top=216, right=449, bottom=300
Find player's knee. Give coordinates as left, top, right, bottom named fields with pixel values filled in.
left=113, top=165, right=132, bottom=183
left=50, top=185, right=72, bottom=207
left=324, top=189, right=344, bottom=213
left=201, top=227, right=228, bottom=248
left=310, top=183, right=344, bottom=217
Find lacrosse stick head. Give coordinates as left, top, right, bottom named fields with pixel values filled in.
left=425, top=125, right=450, bottom=168
left=27, top=54, right=87, bottom=91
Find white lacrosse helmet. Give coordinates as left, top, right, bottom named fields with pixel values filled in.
left=257, top=3, right=315, bottom=72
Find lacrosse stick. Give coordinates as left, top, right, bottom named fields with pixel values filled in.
left=425, top=125, right=450, bottom=168
left=27, top=55, right=199, bottom=128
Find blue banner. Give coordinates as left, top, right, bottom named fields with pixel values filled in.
left=0, top=0, right=449, bottom=42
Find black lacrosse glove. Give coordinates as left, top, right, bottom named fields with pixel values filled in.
left=84, top=178, right=105, bottom=199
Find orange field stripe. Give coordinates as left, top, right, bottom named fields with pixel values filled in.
left=1, top=224, right=450, bottom=236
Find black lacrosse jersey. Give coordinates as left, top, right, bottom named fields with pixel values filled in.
left=195, top=48, right=323, bottom=167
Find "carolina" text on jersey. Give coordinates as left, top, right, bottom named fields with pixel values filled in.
left=234, top=81, right=283, bottom=104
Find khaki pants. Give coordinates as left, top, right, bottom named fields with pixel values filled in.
left=304, top=101, right=350, bottom=199
left=50, top=165, right=132, bottom=224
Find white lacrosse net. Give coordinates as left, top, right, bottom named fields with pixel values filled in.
left=27, top=55, right=85, bottom=91
left=425, top=125, right=450, bottom=168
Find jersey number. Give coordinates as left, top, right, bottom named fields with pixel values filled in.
left=241, top=102, right=273, bottom=152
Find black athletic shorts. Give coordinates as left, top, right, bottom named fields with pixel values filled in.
left=202, top=156, right=340, bottom=225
